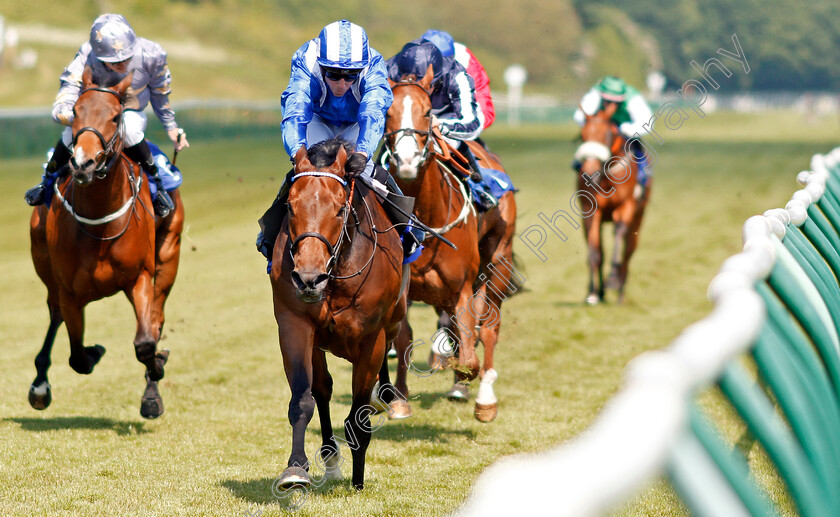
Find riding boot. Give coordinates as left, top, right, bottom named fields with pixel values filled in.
left=373, top=165, right=424, bottom=262
left=457, top=142, right=498, bottom=211
left=124, top=140, right=175, bottom=218
left=25, top=139, right=72, bottom=206
left=256, top=169, right=294, bottom=262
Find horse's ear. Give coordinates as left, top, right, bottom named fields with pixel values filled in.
left=115, top=70, right=134, bottom=96
left=294, top=145, right=310, bottom=170
left=579, top=103, right=592, bottom=121
left=388, top=78, right=396, bottom=89
left=334, top=144, right=347, bottom=170
left=603, top=101, right=618, bottom=118
left=419, top=64, right=434, bottom=92
left=82, top=66, right=94, bottom=88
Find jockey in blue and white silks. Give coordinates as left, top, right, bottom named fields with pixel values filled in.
left=257, top=20, right=423, bottom=267
left=386, top=41, right=500, bottom=210
left=24, top=13, right=188, bottom=218
left=280, top=19, right=393, bottom=175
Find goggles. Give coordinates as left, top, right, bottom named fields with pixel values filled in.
left=324, top=69, right=360, bottom=83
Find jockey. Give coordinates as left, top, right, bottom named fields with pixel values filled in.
left=385, top=40, right=497, bottom=211
left=24, top=13, right=188, bottom=218
left=256, top=20, right=422, bottom=265
left=573, top=76, right=654, bottom=196
left=420, top=29, right=495, bottom=130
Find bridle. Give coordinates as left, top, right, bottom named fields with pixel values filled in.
left=287, top=171, right=358, bottom=279
left=382, top=82, right=435, bottom=170
left=71, top=86, right=125, bottom=177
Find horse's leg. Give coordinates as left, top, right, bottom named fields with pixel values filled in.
left=29, top=207, right=63, bottom=409
left=447, top=284, right=481, bottom=402
left=583, top=211, right=604, bottom=304
left=277, top=319, right=316, bottom=488
left=29, top=303, right=63, bottom=410
left=151, top=189, right=184, bottom=340
left=61, top=293, right=105, bottom=375
left=347, top=330, right=388, bottom=490
left=311, top=347, right=342, bottom=481
left=126, top=271, right=165, bottom=380
left=385, top=318, right=413, bottom=419
left=607, top=221, right=629, bottom=292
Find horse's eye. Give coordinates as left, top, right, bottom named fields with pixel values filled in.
left=286, top=202, right=294, bottom=217
left=112, top=114, right=120, bottom=123
left=337, top=206, right=346, bottom=218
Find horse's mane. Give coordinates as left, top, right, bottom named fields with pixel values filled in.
left=307, top=139, right=366, bottom=176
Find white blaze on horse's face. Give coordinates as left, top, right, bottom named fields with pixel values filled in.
left=70, top=140, right=98, bottom=184
left=394, top=95, right=423, bottom=179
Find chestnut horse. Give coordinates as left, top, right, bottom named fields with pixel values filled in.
left=28, top=67, right=183, bottom=419
left=381, top=70, right=518, bottom=423
left=271, top=140, right=407, bottom=490
left=574, top=104, right=651, bottom=304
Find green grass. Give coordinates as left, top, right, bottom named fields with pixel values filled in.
left=0, top=112, right=836, bottom=515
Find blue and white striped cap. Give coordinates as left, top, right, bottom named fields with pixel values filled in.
left=316, top=20, right=370, bottom=70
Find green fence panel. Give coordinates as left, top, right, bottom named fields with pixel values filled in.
left=803, top=207, right=840, bottom=281
left=720, top=361, right=831, bottom=517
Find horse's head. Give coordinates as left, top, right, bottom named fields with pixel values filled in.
left=575, top=109, right=623, bottom=178
left=287, top=140, right=358, bottom=303
left=384, top=67, right=435, bottom=180
left=69, top=66, right=131, bottom=185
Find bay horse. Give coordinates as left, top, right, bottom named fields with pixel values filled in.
left=381, top=68, right=518, bottom=423
left=574, top=103, right=651, bottom=304
left=28, top=67, right=183, bottom=419
left=270, top=140, right=407, bottom=491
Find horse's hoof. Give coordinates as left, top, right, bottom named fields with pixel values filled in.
left=276, top=466, right=311, bottom=489
left=28, top=382, right=52, bottom=410
left=388, top=399, right=413, bottom=419
left=475, top=402, right=497, bottom=422
left=69, top=344, right=106, bottom=374
left=323, top=450, right=343, bottom=480
left=447, top=383, right=470, bottom=402
left=140, top=395, right=164, bottom=419
left=584, top=294, right=601, bottom=305
left=427, top=351, right=447, bottom=371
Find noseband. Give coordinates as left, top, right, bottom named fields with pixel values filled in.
left=288, top=171, right=352, bottom=277
left=72, top=87, right=125, bottom=176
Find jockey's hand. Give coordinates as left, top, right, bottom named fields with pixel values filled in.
left=168, top=128, right=190, bottom=152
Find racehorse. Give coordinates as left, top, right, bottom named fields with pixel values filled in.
left=381, top=68, right=518, bottom=423
left=574, top=103, right=651, bottom=304
left=270, top=140, right=407, bottom=491
left=28, top=67, right=183, bottom=419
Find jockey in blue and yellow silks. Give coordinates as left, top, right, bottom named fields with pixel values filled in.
left=573, top=76, right=654, bottom=198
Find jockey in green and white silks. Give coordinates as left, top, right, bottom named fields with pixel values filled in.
left=24, top=13, right=188, bottom=218
left=573, top=76, right=654, bottom=190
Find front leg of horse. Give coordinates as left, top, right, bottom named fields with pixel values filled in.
left=387, top=317, right=413, bottom=419
left=29, top=306, right=64, bottom=410
left=584, top=216, right=604, bottom=305
left=61, top=294, right=106, bottom=375
left=607, top=221, right=629, bottom=294
left=311, top=348, right=343, bottom=481
left=347, top=332, right=387, bottom=490
left=277, top=324, right=316, bottom=489
left=447, top=287, right=481, bottom=402
left=128, top=272, right=166, bottom=381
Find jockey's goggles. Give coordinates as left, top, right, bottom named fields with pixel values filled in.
left=324, top=69, right=360, bottom=83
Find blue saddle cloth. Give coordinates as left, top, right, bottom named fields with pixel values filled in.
left=464, top=166, right=516, bottom=206
left=43, top=140, right=182, bottom=207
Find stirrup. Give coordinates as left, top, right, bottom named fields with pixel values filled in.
left=25, top=183, right=48, bottom=206
left=153, top=190, right=174, bottom=218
